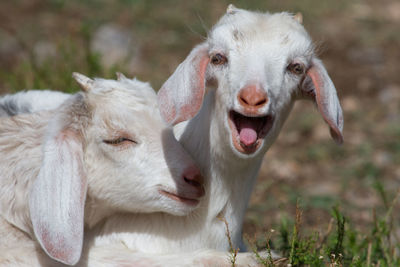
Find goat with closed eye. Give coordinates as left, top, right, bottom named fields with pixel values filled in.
left=0, top=5, right=343, bottom=266
left=0, top=73, right=205, bottom=266
left=81, top=5, right=344, bottom=266
left=93, top=5, right=344, bottom=258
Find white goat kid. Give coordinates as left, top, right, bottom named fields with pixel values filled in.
left=80, top=5, right=344, bottom=262
left=0, top=73, right=204, bottom=266
left=155, top=4, right=343, bottom=251
left=0, top=6, right=344, bottom=266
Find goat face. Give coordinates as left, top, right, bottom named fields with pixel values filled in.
left=29, top=74, right=204, bottom=265
left=83, top=76, right=205, bottom=216
left=208, top=10, right=315, bottom=156
left=158, top=6, right=343, bottom=158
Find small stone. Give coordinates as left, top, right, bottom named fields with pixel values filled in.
left=387, top=2, right=400, bottom=22
left=379, top=84, right=400, bottom=104
left=0, top=30, right=24, bottom=67
left=312, top=124, right=330, bottom=142
left=342, top=96, right=359, bottom=113
left=357, top=77, right=373, bottom=92
left=351, top=3, right=372, bottom=19
left=373, top=151, right=392, bottom=168
left=347, top=47, right=384, bottom=65
left=91, top=24, right=140, bottom=68
left=33, top=41, right=57, bottom=65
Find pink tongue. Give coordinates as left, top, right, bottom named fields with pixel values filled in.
left=239, top=127, right=257, bottom=146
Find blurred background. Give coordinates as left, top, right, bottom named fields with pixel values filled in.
left=1, top=0, right=399, bottom=247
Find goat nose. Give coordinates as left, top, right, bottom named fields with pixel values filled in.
left=238, top=85, right=268, bottom=109
left=183, top=166, right=205, bottom=197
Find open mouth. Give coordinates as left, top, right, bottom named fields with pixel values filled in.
left=159, top=190, right=200, bottom=206
left=228, top=110, right=274, bottom=154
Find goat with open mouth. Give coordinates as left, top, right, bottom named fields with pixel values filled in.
left=157, top=4, right=343, bottom=258
left=228, top=110, right=274, bottom=154
left=0, top=5, right=344, bottom=266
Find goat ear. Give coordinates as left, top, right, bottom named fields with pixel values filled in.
left=158, top=43, right=210, bottom=125
left=301, top=58, right=344, bottom=144
left=29, top=98, right=87, bottom=265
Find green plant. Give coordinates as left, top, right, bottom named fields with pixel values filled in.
left=250, top=187, right=400, bottom=267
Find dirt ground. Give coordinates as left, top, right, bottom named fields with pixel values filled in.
left=0, top=0, right=399, bottom=245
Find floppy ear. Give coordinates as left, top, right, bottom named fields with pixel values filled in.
left=301, top=58, right=344, bottom=144
left=29, top=96, right=88, bottom=265
left=158, top=42, right=210, bottom=125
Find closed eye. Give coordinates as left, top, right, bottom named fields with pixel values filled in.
left=103, top=137, right=137, bottom=146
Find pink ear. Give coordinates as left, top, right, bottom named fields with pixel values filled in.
left=158, top=43, right=210, bottom=125
left=303, top=58, right=344, bottom=144
left=29, top=127, right=87, bottom=265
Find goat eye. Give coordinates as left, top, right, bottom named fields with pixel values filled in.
left=211, top=53, right=227, bottom=65
left=103, top=137, right=137, bottom=146
left=287, top=63, right=305, bottom=75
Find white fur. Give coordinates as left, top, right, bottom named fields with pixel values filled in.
left=0, top=74, right=205, bottom=265
left=0, top=90, right=70, bottom=117
left=0, top=6, right=343, bottom=266
left=104, top=7, right=343, bottom=256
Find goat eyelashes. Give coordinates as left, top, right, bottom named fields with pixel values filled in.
left=103, top=136, right=137, bottom=146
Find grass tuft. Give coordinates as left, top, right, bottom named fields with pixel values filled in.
left=251, top=186, right=400, bottom=266
left=219, top=215, right=239, bottom=267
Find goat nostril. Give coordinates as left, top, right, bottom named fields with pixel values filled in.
left=256, top=98, right=267, bottom=106
left=184, top=176, right=202, bottom=188
left=239, top=96, right=248, bottom=105
left=238, top=85, right=268, bottom=108
left=182, top=166, right=204, bottom=193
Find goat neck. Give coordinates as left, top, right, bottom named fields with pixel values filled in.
left=174, top=90, right=268, bottom=249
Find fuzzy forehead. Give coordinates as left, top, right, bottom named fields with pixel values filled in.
left=81, top=77, right=164, bottom=134
left=86, top=77, right=158, bottom=112
left=209, top=10, right=313, bottom=55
